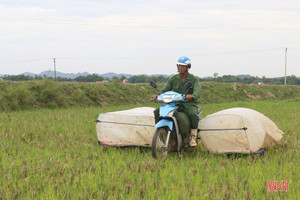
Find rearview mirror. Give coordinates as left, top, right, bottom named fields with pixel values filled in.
left=150, top=81, right=157, bottom=89
left=184, top=81, right=192, bottom=90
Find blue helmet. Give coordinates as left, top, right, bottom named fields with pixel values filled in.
left=176, top=56, right=191, bottom=68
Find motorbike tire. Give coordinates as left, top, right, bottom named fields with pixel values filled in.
left=151, top=128, right=169, bottom=159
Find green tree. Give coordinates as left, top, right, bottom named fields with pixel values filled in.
left=112, top=76, right=120, bottom=82
left=74, top=74, right=104, bottom=82
left=3, top=75, right=33, bottom=81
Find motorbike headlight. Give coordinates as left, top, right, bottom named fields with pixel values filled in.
left=174, top=97, right=183, bottom=101
left=162, top=94, right=176, bottom=103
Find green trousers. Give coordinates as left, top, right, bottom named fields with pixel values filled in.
left=154, top=104, right=199, bottom=129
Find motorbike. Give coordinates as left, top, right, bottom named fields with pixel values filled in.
left=150, top=81, right=200, bottom=159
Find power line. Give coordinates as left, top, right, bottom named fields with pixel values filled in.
left=2, top=19, right=300, bottom=30
left=0, top=47, right=299, bottom=65
left=0, top=58, right=50, bottom=64
left=190, top=48, right=284, bottom=56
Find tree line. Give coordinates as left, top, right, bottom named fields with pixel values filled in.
left=199, top=75, right=300, bottom=85
left=1, top=74, right=300, bottom=85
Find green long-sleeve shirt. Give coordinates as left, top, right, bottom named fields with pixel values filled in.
left=159, top=73, right=201, bottom=105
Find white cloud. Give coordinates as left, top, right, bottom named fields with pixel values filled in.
left=0, top=0, right=300, bottom=77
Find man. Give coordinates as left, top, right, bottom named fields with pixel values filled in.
left=152, top=56, right=201, bottom=146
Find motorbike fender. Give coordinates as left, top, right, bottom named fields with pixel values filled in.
left=155, top=117, right=182, bottom=152
left=155, top=119, right=173, bottom=131
left=159, top=104, right=178, bottom=118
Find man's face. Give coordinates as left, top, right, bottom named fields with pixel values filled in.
left=177, top=64, right=188, bottom=74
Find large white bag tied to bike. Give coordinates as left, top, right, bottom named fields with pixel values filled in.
left=96, top=107, right=156, bottom=147
left=198, top=107, right=284, bottom=153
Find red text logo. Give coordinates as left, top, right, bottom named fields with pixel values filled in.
left=267, top=181, right=291, bottom=191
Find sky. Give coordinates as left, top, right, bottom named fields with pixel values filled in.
left=1, top=0, right=300, bottom=78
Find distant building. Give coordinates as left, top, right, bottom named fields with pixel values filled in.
left=0, top=77, right=3, bottom=81
left=258, top=82, right=264, bottom=85
left=122, top=79, right=129, bottom=84
left=96, top=80, right=108, bottom=83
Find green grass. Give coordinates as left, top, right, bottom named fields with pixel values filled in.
left=0, top=101, right=299, bottom=199
left=1, top=80, right=299, bottom=111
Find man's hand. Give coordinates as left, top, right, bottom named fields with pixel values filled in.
left=152, top=94, right=158, bottom=99
left=185, top=94, right=194, bottom=101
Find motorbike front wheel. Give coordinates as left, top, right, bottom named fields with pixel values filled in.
left=151, top=128, right=170, bottom=159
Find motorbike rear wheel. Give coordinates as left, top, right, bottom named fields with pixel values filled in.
left=151, top=128, right=170, bottom=159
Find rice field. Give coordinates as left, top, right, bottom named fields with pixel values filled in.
left=0, top=101, right=299, bottom=199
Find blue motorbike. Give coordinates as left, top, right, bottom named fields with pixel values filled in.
left=150, top=81, right=199, bottom=159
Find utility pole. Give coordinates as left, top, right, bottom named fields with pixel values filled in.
left=284, top=48, right=287, bottom=85
left=53, top=58, right=56, bottom=81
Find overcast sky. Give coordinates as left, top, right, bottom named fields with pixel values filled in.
left=1, top=0, right=300, bottom=77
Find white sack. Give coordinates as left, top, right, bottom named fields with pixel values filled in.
left=96, top=107, right=284, bottom=152
left=198, top=107, right=284, bottom=153
left=96, top=107, right=155, bottom=146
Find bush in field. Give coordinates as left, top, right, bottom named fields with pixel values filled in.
left=69, top=84, right=94, bottom=106
left=0, top=80, right=299, bottom=111
left=39, top=79, right=68, bottom=108
left=0, top=83, right=34, bottom=111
